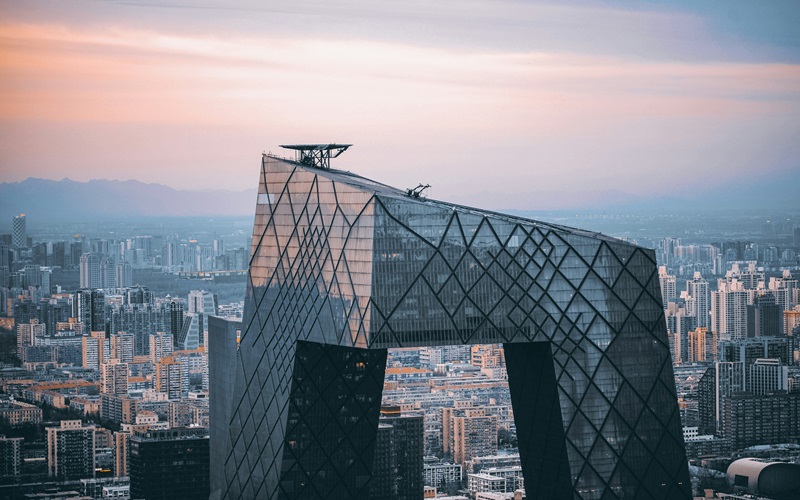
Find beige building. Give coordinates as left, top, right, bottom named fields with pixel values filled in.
left=46, top=420, right=95, bottom=479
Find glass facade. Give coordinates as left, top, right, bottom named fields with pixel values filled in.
left=210, top=155, right=691, bottom=499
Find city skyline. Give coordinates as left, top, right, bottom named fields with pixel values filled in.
left=1, top=1, right=799, bottom=209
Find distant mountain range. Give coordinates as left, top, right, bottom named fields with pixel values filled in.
left=0, top=170, right=797, bottom=226
left=0, top=178, right=257, bottom=222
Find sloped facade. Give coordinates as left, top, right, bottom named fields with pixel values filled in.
left=211, top=155, right=691, bottom=499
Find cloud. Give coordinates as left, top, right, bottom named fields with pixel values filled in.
left=0, top=6, right=798, bottom=207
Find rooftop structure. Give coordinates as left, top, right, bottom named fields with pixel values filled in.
left=278, top=143, right=352, bottom=169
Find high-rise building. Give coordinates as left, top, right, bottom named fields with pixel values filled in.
left=0, top=436, right=22, bottom=478
left=129, top=428, right=209, bottom=500
left=748, top=358, right=788, bottom=395
left=698, top=362, right=746, bottom=435
left=12, top=214, right=26, bottom=248
left=149, top=332, right=174, bottom=363
left=17, top=319, right=46, bottom=361
left=452, top=408, right=498, bottom=467
left=82, top=331, right=109, bottom=370
left=46, top=420, right=95, bottom=480
left=686, top=272, right=710, bottom=328
left=209, top=151, right=690, bottom=499
left=712, top=280, right=749, bottom=341
left=80, top=253, right=102, bottom=289
left=113, top=423, right=148, bottom=478
left=110, top=333, right=135, bottom=363
left=164, top=297, right=185, bottom=344
left=722, top=392, right=800, bottom=449
left=178, top=290, right=218, bottom=350
left=719, top=337, right=790, bottom=366
left=101, top=359, right=129, bottom=396
left=748, top=293, right=783, bottom=337
left=374, top=407, right=424, bottom=500
left=688, top=327, right=716, bottom=363
left=155, top=357, right=182, bottom=400
left=768, top=270, right=797, bottom=312
left=115, top=261, right=132, bottom=288
left=370, top=423, right=397, bottom=499
left=74, top=288, right=106, bottom=334
left=659, top=266, right=677, bottom=305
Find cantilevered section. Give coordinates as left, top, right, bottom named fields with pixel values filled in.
left=279, top=143, right=352, bottom=169
left=210, top=153, right=691, bottom=500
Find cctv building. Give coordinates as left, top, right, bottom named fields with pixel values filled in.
left=209, top=147, right=690, bottom=499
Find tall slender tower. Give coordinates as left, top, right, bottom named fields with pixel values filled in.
left=686, top=272, right=710, bottom=329
left=12, top=214, right=26, bottom=248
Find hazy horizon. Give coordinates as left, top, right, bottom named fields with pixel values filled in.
left=1, top=0, right=799, bottom=210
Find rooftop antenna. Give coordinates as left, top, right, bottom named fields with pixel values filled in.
left=406, top=183, right=430, bottom=199
left=279, top=144, right=352, bottom=169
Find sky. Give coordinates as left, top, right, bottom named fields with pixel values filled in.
left=1, top=0, right=798, bottom=210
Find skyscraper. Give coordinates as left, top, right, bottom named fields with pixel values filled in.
left=712, top=280, right=749, bottom=340
left=80, top=253, right=102, bottom=289
left=210, top=151, right=690, bottom=499
left=376, top=407, right=424, bottom=500
left=659, top=265, right=677, bottom=305
left=101, top=359, right=129, bottom=396
left=12, top=214, right=26, bottom=248
left=686, top=272, right=710, bottom=328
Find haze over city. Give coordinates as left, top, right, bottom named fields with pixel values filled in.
left=2, top=2, right=800, bottom=500
left=1, top=0, right=799, bottom=209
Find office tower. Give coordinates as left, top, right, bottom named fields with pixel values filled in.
left=12, top=214, right=26, bottom=248
left=209, top=151, right=690, bottom=499
left=82, top=331, right=108, bottom=370
left=164, top=297, right=185, bottom=343
left=46, top=420, right=96, bottom=480
left=149, top=332, right=174, bottom=363
left=712, top=280, right=749, bottom=341
left=177, top=312, right=202, bottom=350
left=101, top=359, right=129, bottom=396
left=686, top=272, right=710, bottom=328
left=659, top=266, right=677, bottom=305
left=17, top=319, right=46, bottom=361
left=0, top=436, right=23, bottom=478
left=129, top=428, right=209, bottom=500
left=180, top=290, right=218, bottom=349
left=748, top=358, right=788, bottom=395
